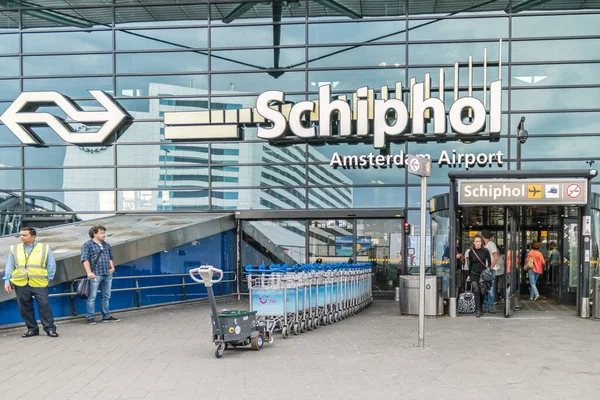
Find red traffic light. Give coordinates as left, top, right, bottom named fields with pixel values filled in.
left=403, top=222, right=411, bottom=234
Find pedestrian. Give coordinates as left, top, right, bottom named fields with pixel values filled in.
left=525, top=241, right=545, bottom=302
left=466, top=235, right=491, bottom=318
left=462, top=240, right=473, bottom=293
left=81, top=225, right=120, bottom=324
left=3, top=227, right=58, bottom=338
left=481, top=230, right=499, bottom=313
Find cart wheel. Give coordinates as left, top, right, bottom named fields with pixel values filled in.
left=314, top=317, right=319, bottom=328
left=251, top=333, right=264, bottom=350
left=293, top=323, right=299, bottom=335
left=328, top=313, right=334, bottom=324
left=215, top=343, right=225, bottom=359
left=282, top=326, right=288, bottom=339
left=322, top=316, right=328, bottom=326
left=334, top=312, right=339, bottom=322
left=267, top=332, right=274, bottom=344
left=307, top=319, right=313, bottom=330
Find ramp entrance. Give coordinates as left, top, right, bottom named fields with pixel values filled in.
left=430, top=169, right=599, bottom=318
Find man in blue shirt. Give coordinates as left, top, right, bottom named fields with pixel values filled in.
left=81, top=225, right=120, bottom=324
left=3, top=227, right=58, bottom=338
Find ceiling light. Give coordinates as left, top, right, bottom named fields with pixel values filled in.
left=379, top=62, right=387, bottom=67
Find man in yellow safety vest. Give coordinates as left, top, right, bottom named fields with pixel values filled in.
left=3, top=227, right=58, bottom=338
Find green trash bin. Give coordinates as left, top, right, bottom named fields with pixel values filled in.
left=212, top=310, right=258, bottom=342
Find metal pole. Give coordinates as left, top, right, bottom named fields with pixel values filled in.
left=448, top=178, right=457, bottom=318
left=418, top=175, right=427, bottom=348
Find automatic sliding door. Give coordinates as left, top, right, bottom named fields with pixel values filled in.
left=308, top=219, right=354, bottom=263
left=357, top=219, right=404, bottom=295
left=505, top=207, right=520, bottom=317
left=240, top=220, right=306, bottom=292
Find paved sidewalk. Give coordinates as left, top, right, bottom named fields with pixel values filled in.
left=1, top=299, right=599, bottom=400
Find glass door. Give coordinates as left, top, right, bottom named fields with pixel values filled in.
left=356, top=219, right=404, bottom=296
left=308, top=219, right=354, bottom=264
left=505, top=207, right=520, bottom=317
left=240, top=219, right=307, bottom=293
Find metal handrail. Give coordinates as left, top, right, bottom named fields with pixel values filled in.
left=57, top=270, right=237, bottom=315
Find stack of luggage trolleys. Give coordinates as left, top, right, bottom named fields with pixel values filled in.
left=244, top=262, right=372, bottom=339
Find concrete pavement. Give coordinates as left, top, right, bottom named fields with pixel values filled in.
left=1, top=298, right=598, bottom=400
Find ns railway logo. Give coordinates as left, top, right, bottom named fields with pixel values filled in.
left=1, top=42, right=502, bottom=148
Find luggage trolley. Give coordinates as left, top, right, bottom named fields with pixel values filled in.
left=189, top=265, right=272, bottom=359
left=245, top=261, right=373, bottom=339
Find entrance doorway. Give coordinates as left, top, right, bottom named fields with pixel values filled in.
left=430, top=169, right=599, bottom=318
left=459, top=205, right=579, bottom=317
left=236, top=209, right=406, bottom=298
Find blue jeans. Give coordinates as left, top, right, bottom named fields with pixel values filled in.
left=528, top=270, right=540, bottom=299
left=85, top=274, right=113, bottom=320
left=484, top=269, right=496, bottom=310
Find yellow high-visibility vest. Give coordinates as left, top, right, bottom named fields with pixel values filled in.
left=9, top=243, right=50, bottom=287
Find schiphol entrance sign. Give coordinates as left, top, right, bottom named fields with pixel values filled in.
left=458, top=178, right=589, bottom=206
left=0, top=41, right=502, bottom=148
left=164, top=41, right=504, bottom=149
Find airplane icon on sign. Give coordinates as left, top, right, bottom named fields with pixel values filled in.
left=527, top=184, right=542, bottom=199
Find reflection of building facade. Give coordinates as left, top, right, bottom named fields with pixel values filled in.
left=61, top=84, right=352, bottom=216
left=0, top=1, right=599, bottom=225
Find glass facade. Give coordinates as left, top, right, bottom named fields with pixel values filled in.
left=1, top=1, right=600, bottom=231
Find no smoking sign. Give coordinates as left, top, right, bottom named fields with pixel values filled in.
left=566, top=183, right=582, bottom=199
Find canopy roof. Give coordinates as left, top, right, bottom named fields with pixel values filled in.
left=0, top=1, right=598, bottom=30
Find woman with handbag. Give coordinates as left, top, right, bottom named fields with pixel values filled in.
left=466, top=235, right=491, bottom=318
left=524, top=241, right=545, bottom=301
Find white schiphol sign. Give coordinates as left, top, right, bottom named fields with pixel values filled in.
left=458, top=178, right=588, bottom=206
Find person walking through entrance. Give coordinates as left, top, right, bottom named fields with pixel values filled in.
left=481, top=230, right=499, bottom=313
left=3, top=227, right=59, bottom=338
left=525, top=242, right=545, bottom=301
left=466, top=235, right=491, bottom=318
left=81, top=225, right=120, bottom=324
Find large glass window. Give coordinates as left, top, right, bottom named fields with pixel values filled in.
left=512, top=13, right=600, bottom=37
left=309, top=20, right=405, bottom=44
left=24, top=77, right=113, bottom=99
left=3, top=3, right=600, bottom=223
left=116, top=28, right=208, bottom=51
left=308, top=44, right=405, bottom=68
left=213, top=188, right=307, bottom=210
left=512, top=39, right=600, bottom=62
left=117, top=52, right=208, bottom=74
left=512, top=88, right=600, bottom=111
left=23, top=54, right=113, bottom=76
left=22, top=30, right=112, bottom=53
left=0, top=33, right=18, bottom=53
left=510, top=112, right=600, bottom=135
left=408, top=16, right=508, bottom=41
left=25, top=168, right=115, bottom=190
left=212, top=24, right=305, bottom=47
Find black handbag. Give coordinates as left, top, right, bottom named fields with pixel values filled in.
left=76, top=278, right=90, bottom=299
left=76, top=245, right=104, bottom=300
